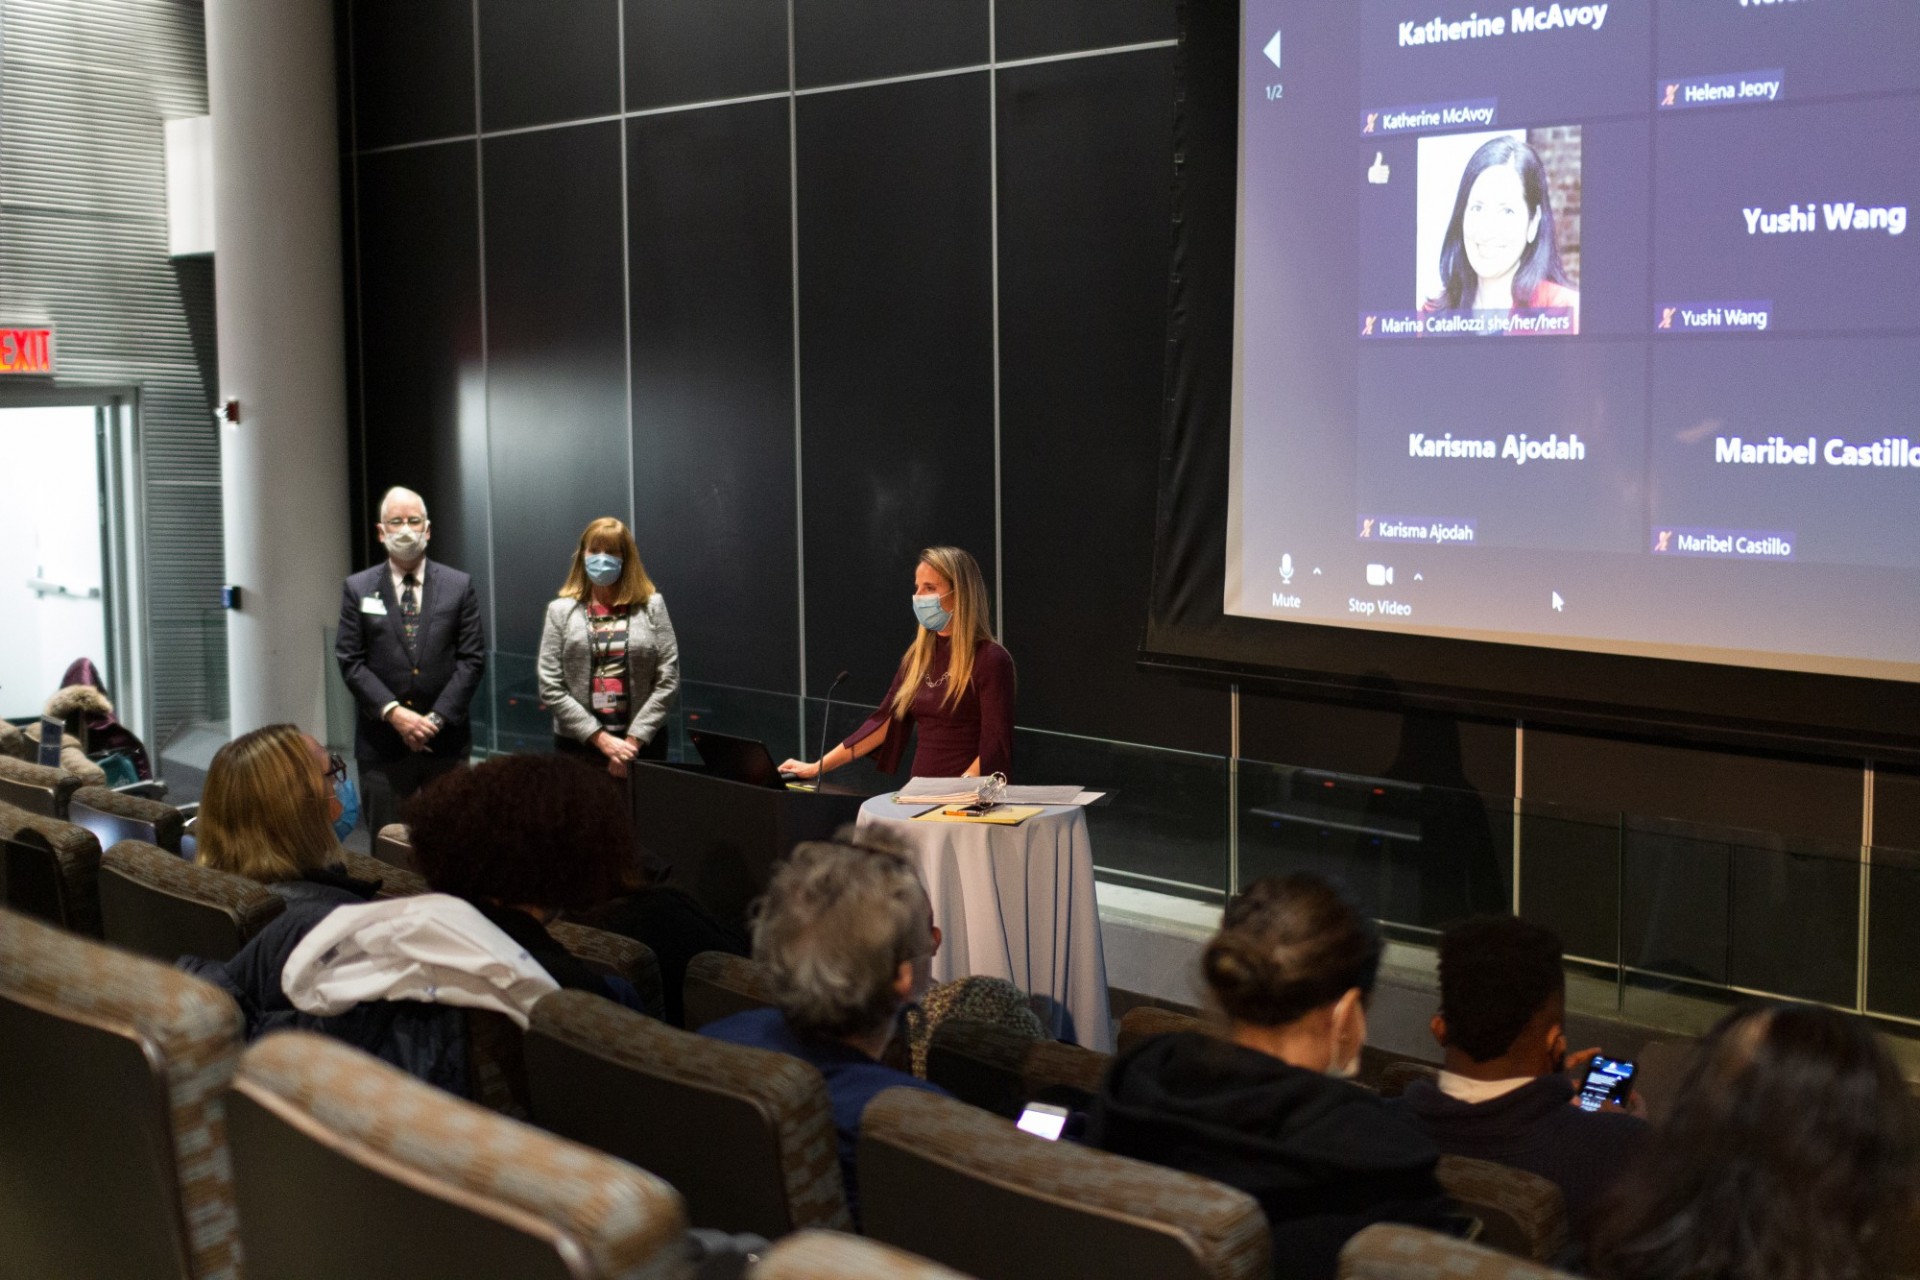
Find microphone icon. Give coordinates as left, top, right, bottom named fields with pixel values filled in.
left=1280, top=554, right=1294, bottom=584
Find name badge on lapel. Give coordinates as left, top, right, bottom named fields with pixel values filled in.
left=360, top=596, right=388, bottom=615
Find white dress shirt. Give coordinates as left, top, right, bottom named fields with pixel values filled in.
left=1437, top=1069, right=1536, bottom=1104
left=380, top=558, right=434, bottom=723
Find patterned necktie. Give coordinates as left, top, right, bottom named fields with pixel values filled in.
left=401, top=573, right=420, bottom=649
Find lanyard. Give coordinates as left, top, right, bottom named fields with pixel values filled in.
left=587, top=604, right=624, bottom=668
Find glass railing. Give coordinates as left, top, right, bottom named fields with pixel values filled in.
left=321, top=641, right=1920, bottom=1037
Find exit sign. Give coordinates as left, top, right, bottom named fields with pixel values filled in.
left=0, top=326, right=54, bottom=375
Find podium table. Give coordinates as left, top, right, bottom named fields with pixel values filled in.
left=628, top=761, right=865, bottom=929
left=855, top=796, right=1112, bottom=1051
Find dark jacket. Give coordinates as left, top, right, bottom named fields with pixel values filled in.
left=335, top=558, right=486, bottom=764
left=701, top=1006, right=949, bottom=1225
left=469, top=902, right=651, bottom=1016
left=592, top=887, right=748, bottom=1027
left=179, top=868, right=467, bottom=1094
left=1088, top=1033, right=1455, bottom=1280
left=1390, top=1074, right=1647, bottom=1229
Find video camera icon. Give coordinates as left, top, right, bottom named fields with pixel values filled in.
left=1366, top=563, right=1393, bottom=587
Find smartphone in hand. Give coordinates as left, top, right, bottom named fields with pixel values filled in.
left=1577, top=1056, right=1637, bottom=1112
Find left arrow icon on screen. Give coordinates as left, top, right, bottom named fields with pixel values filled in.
left=1263, top=31, right=1282, bottom=68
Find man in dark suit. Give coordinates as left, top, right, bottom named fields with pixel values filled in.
left=335, top=486, right=486, bottom=836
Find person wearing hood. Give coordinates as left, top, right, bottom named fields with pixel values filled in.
left=335, top=485, right=486, bottom=835
left=13, top=682, right=112, bottom=784
left=1389, top=915, right=1644, bottom=1232
left=538, top=516, right=678, bottom=779
left=1087, top=872, right=1454, bottom=1280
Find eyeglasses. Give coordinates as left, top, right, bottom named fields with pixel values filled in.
left=382, top=516, right=427, bottom=529
left=325, top=753, right=348, bottom=785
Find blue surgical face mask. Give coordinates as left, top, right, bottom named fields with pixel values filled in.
left=912, top=592, right=952, bottom=632
left=585, top=552, right=623, bottom=587
left=332, top=775, right=359, bottom=841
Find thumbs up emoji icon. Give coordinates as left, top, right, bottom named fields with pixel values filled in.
left=1367, top=152, right=1390, bottom=185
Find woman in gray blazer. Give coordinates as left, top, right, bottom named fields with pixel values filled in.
left=537, top=517, right=680, bottom=777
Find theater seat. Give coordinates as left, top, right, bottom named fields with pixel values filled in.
left=98, top=840, right=284, bottom=963
left=1338, top=1223, right=1582, bottom=1279
left=1433, top=1156, right=1567, bottom=1264
left=683, top=949, right=778, bottom=1029
left=924, top=1017, right=1110, bottom=1117
left=0, top=755, right=81, bottom=819
left=0, top=799, right=103, bottom=935
left=1116, top=1004, right=1209, bottom=1055
left=0, top=906, right=245, bottom=1279
left=859, top=1087, right=1271, bottom=1280
left=549, top=918, right=665, bottom=1019
left=1375, top=1059, right=1440, bottom=1098
left=68, top=784, right=186, bottom=854
left=526, top=987, right=850, bottom=1238
left=757, top=1230, right=975, bottom=1279
left=338, top=849, right=429, bottom=898
left=372, top=821, right=416, bottom=870
left=467, top=923, right=664, bottom=1117
left=225, top=1030, right=691, bottom=1280
left=1361, top=1046, right=1444, bottom=1096
left=1633, top=1038, right=1694, bottom=1126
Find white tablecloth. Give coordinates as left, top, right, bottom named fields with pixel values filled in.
left=856, top=795, right=1112, bottom=1051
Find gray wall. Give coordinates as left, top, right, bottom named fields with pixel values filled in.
left=0, top=0, right=225, bottom=745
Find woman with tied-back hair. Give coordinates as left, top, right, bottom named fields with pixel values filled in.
left=1585, top=1002, right=1920, bottom=1280
left=781, top=545, right=1015, bottom=781
left=1088, top=872, right=1453, bottom=1280
left=1422, top=134, right=1579, bottom=331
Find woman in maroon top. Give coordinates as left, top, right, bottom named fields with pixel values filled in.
left=781, top=546, right=1015, bottom=781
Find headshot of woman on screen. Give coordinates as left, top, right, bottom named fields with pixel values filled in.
left=1425, top=135, right=1578, bottom=327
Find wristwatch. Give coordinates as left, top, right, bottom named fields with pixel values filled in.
left=426, top=712, right=445, bottom=729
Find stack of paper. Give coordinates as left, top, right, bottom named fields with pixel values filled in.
left=999, top=785, right=1087, bottom=805
left=896, top=778, right=1093, bottom=806
left=897, top=777, right=988, bottom=803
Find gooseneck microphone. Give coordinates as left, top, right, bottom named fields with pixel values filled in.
left=816, top=669, right=851, bottom=784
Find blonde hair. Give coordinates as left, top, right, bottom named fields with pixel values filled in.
left=751, top=829, right=933, bottom=1039
left=559, top=516, right=656, bottom=610
left=890, top=546, right=993, bottom=719
left=196, top=724, right=341, bottom=883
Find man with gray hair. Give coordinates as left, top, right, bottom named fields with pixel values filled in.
left=701, top=829, right=947, bottom=1222
left=335, top=486, right=485, bottom=837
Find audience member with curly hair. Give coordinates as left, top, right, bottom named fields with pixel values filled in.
left=1585, top=1002, right=1919, bottom=1280
left=403, top=751, right=648, bottom=1011
left=1391, top=915, right=1645, bottom=1229
left=1088, top=872, right=1454, bottom=1280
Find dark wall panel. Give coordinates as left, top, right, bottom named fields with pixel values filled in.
left=995, top=0, right=1175, bottom=61
left=1876, top=764, right=1920, bottom=851
left=995, top=51, right=1217, bottom=751
left=482, top=122, right=630, bottom=656
left=353, top=146, right=489, bottom=609
left=625, top=0, right=788, bottom=109
left=627, top=101, right=796, bottom=694
left=349, top=0, right=474, bottom=149
left=1524, top=729, right=1864, bottom=844
left=796, top=75, right=995, bottom=708
left=1241, top=692, right=1516, bottom=797
left=478, top=0, right=620, bottom=131
left=794, top=0, right=989, bottom=87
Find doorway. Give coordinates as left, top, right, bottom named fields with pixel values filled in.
left=0, top=396, right=144, bottom=736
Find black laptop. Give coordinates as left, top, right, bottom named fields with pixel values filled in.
left=689, top=730, right=792, bottom=790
